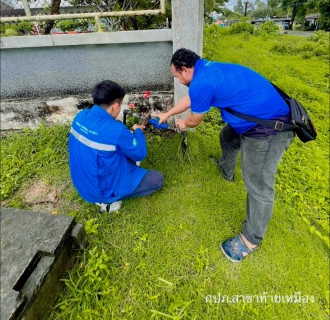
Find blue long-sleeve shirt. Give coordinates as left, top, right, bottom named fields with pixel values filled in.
left=69, top=105, right=147, bottom=203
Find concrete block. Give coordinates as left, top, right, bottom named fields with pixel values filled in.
left=0, top=207, right=85, bottom=320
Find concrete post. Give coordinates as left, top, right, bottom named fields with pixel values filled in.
left=171, top=0, right=204, bottom=105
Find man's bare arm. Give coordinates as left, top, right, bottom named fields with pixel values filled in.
left=176, top=112, right=205, bottom=131
left=158, top=95, right=191, bottom=124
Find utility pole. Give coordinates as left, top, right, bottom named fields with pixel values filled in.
left=244, top=0, right=248, bottom=17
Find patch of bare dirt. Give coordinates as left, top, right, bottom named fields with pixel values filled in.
left=23, top=180, right=64, bottom=213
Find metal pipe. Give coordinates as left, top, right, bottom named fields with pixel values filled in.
left=21, top=0, right=31, bottom=19
left=0, top=9, right=162, bottom=23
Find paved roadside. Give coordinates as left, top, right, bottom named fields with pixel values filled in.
left=280, top=30, right=315, bottom=36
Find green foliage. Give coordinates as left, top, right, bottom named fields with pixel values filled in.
left=318, top=13, right=330, bottom=31
left=2, top=30, right=329, bottom=320
left=8, top=24, right=19, bottom=31
left=204, top=0, right=227, bottom=14
left=203, top=29, right=329, bottom=245
left=57, top=20, right=79, bottom=32
left=84, top=219, right=100, bottom=235
left=18, top=22, right=33, bottom=32
left=76, top=19, right=90, bottom=31
left=229, top=21, right=254, bottom=34
left=4, top=28, right=18, bottom=36
left=125, top=115, right=140, bottom=129
left=68, top=0, right=171, bottom=31
left=270, top=34, right=329, bottom=61
left=1, top=124, right=69, bottom=200
left=255, top=21, right=280, bottom=35
left=233, top=0, right=244, bottom=15
left=55, top=246, right=112, bottom=316
left=307, top=30, right=330, bottom=42
left=203, top=23, right=227, bottom=42
left=197, top=107, right=223, bottom=135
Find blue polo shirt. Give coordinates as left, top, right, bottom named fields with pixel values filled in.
left=189, top=59, right=289, bottom=134
left=69, top=105, right=147, bottom=204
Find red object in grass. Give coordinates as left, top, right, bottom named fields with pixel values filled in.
left=143, top=91, right=151, bottom=99
left=128, top=103, right=135, bottom=109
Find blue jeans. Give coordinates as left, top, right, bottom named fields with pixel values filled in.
left=218, top=124, right=295, bottom=245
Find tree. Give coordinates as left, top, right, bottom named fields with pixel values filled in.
left=234, top=0, right=244, bottom=15
left=307, top=0, right=330, bottom=30
left=204, top=0, right=228, bottom=14
left=267, top=0, right=286, bottom=18
left=67, top=0, right=170, bottom=31
left=282, top=0, right=309, bottom=29
left=252, top=0, right=269, bottom=19
left=28, top=0, right=62, bottom=34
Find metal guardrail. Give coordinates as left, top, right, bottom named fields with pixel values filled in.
left=0, top=0, right=165, bottom=28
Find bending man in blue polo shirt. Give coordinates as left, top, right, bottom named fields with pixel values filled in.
left=158, top=48, right=295, bottom=262
left=69, top=80, right=163, bottom=213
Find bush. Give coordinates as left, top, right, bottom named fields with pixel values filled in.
left=229, top=22, right=254, bottom=34
left=270, top=35, right=329, bottom=61
left=57, top=20, right=79, bottom=32
left=4, top=28, right=18, bottom=36
left=318, top=14, right=330, bottom=31
left=18, top=22, right=33, bottom=33
left=255, top=21, right=279, bottom=35
left=307, top=30, right=329, bottom=42
left=293, top=24, right=303, bottom=31
left=203, top=24, right=223, bottom=39
left=9, top=24, right=19, bottom=31
left=76, top=19, right=90, bottom=31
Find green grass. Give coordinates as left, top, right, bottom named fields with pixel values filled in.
left=1, top=30, right=329, bottom=319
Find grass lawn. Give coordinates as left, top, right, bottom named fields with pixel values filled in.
left=1, top=29, right=329, bottom=319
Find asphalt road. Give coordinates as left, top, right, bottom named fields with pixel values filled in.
left=280, top=30, right=315, bottom=36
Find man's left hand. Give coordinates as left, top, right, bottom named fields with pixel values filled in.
left=176, top=119, right=187, bottom=131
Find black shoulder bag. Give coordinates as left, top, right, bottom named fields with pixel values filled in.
left=225, top=83, right=317, bottom=143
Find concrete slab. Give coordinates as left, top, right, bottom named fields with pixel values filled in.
left=0, top=207, right=87, bottom=320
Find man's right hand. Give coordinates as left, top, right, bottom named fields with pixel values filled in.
left=157, top=112, right=169, bottom=124
left=133, top=124, right=145, bottom=131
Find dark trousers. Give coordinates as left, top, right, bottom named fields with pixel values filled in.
left=122, top=170, right=163, bottom=199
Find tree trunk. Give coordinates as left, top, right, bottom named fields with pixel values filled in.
left=42, top=0, right=62, bottom=34
left=130, top=17, right=139, bottom=30
left=289, top=2, right=299, bottom=30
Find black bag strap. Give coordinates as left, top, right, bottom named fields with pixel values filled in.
left=225, top=108, right=295, bottom=131
left=270, top=82, right=291, bottom=100
left=224, top=82, right=296, bottom=131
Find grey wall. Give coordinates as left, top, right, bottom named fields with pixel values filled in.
left=1, top=31, right=173, bottom=99
left=0, top=1, right=204, bottom=113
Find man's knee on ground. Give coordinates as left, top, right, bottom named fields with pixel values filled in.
left=154, top=171, right=164, bottom=190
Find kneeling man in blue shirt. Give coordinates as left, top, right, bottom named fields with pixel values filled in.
left=158, top=48, right=295, bottom=262
left=69, top=80, right=163, bottom=213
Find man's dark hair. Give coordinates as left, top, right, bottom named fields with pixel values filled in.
left=171, top=48, right=201, bottom=70
left=92, top=80, right=125, bottom=107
